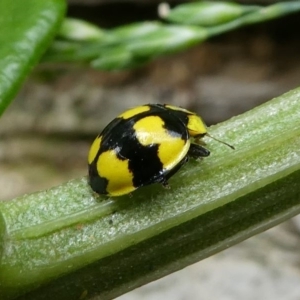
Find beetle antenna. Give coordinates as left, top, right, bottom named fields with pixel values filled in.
left=206, top=133, right=235, bottom=150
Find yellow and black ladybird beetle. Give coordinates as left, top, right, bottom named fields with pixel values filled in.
left=88, top=104, right=234, bottom=197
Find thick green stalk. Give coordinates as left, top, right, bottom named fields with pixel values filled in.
left=0, top=0, right=66, bottom=116
left=0, top=88, right=299, bottom=299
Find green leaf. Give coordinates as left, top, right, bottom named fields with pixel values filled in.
left=125, top=25, right=208, bottom=57
left=91, top=46, right=139, bottom=70
left=163, top=1, right=259, bottom=26
left=42, top=1, right=300, bottom=70
left=58, top=18, right=106, bottom=42
left=111, top=21, right=163, bottom=41
left=45, top=2, right=300, bottom=71
left=0, top=87, right=300, bottom=299
left=206, top=1, right=300, bottom=36
left=0, top=0, right=66, bottom=116
left=45, top=22, right=208, bottom=69
left=92, top=24, right=207, bottom=70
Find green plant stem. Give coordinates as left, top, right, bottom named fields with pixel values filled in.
left=0, top=87, right=300, bottom=299
left=0, top=0, right=66, bottom=116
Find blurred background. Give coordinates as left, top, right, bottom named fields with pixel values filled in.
left=0, top=0, right=300, bottom=299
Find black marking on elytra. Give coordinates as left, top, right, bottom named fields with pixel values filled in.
left=88, top=161, right=109, bottom=195
left=128, top=143, right=163, bottom=188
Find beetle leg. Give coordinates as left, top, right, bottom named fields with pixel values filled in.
left=161, top=178, right=170, bottom=189
left=194, top=136, right=207, bottom=146
left=188, top=143, right=210, bottom=159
